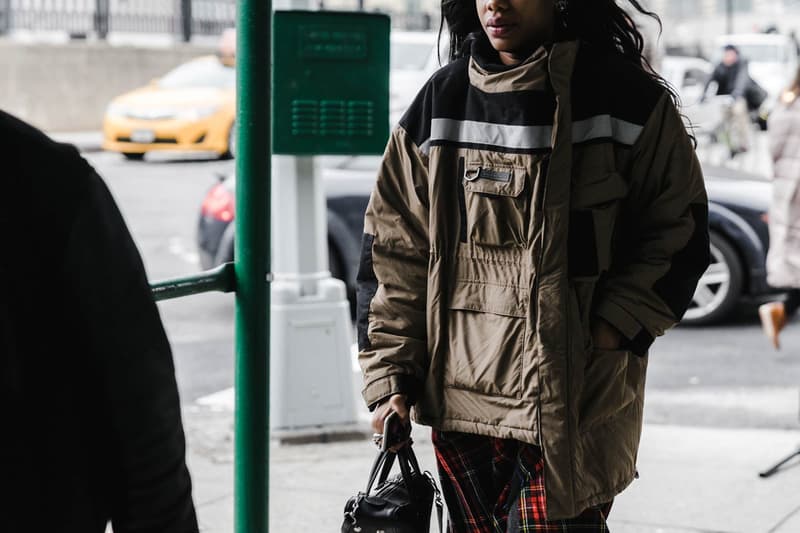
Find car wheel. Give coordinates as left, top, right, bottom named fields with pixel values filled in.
left=682, top=231, right=743, bottom=325
left=123, top=152, right=145, bottom=161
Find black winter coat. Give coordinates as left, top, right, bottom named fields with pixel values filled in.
left=706, top=59, right=767, bottom=111
left=0, top=111, right=198, bottom=532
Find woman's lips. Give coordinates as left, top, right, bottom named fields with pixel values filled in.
left=487, top=23, right=515, bottom=38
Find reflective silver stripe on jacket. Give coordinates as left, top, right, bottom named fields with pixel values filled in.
left=423, top=115, right=644, bottom=152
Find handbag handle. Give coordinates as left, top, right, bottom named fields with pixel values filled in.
left=397, top=447, right=444, bottom=533
left=364, top=446, right=416, bottom=495
left=402, top=445, right=423, bottom=474
left=364, top=450, right=390, bottom=494
left=361, top=444, right=444, bottom=533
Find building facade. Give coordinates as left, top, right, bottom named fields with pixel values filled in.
left=319, top=0, right=439, bottom=29
left=648, top=0, right=800, bottom=50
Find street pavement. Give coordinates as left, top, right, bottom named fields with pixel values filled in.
left=183, top=398, right=800, bottom=533
left=61, top=136, right=800, bottom=532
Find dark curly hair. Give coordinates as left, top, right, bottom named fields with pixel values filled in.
left=438, top=0, right=680, bottom=107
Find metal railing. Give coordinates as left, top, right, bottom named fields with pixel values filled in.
left=0, top=0, right=440, bottom=38
left=0, top=0, right=236, bottom=40
left=150, top=263, right=236, bottom=302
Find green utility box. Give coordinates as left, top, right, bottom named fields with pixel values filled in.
left=273, top=11, right=390, bottom=155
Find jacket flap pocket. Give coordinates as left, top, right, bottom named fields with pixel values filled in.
left=579, top=348, right=636, bottom=430
left=572, top=172, right=628, bottom=208
left=449, top=279, right=528, bottom=318
left=464, top=163, right=527, bottom=197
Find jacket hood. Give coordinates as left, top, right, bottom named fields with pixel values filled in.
left=467, top=32, right=567, bottom=94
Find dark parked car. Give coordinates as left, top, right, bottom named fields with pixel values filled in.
left=197, top=161, right=775, bottom=325
left=197, top=156, right=379, bottom=310
left=695, top=165, right=773, bottom=324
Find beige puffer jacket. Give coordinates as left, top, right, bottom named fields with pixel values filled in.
left=357, top=36, right=709, bottom=519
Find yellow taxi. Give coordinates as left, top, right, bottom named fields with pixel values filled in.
left=103, top=55, right=235, bottom=160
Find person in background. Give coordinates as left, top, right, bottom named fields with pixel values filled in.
left=357, top=0, right=710, bottom=529
left=759, top=68, right=800, bottom=350
left=0, top=110, right=198, bottom=532
left=702, top=44, right=767, bottom=155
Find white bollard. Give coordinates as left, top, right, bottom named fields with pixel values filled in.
left=269, top=155, right=360, bottom=438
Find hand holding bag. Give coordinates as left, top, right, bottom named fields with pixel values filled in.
left=342, top=442, right=443, bottom=533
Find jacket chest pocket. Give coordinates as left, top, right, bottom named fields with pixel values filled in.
left=569, top=173, right=628, bottom=280
left=460, top=157, right=530, bottom=247
left=568, top=204, right=619, bottom=280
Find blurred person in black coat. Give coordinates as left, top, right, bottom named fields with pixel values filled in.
left=704, top=44, right=765, bottom=108
left=0, top=110, right=198, bottom=532
left=702, top=44, right=768, bottom=155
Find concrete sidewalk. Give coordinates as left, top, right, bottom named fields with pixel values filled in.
left=182, top=406, right=800, bottom=533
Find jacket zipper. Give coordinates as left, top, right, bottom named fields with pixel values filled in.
left=533, top=152, right=550, bottom=463
left=534, top=154, right=551, bottom=277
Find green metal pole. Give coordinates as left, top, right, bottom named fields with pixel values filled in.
left=235, top=0, right=271, bottom=530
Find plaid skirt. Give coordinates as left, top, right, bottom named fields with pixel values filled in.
left=432, top=430, right=612, bottom=533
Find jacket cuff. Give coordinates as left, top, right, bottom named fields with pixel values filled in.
left=594, top=298, right=642, bottom=340
left=362, top=373, right=420, bottom=412
left=594, top=298, right=654, bottom=356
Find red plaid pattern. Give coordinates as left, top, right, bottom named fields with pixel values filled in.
left=432, top=430, right=612, bottom=533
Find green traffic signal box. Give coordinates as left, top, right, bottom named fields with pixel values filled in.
left=273, top=10, right=390, bottom=155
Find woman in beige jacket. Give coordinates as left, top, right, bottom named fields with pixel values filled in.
left=359, top=0, right=709, bottom=529
left=759, top=69, right=800, bottom=349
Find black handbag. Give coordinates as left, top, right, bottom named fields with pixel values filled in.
left=342, top=442, right=443, bottom=533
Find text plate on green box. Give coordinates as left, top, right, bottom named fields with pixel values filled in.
left=273, top=11, right=390, bottom=155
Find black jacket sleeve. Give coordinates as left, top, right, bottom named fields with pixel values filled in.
left=63, top=172, right=198, bottom=533
left=704, top=63, right=725, bottom=97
